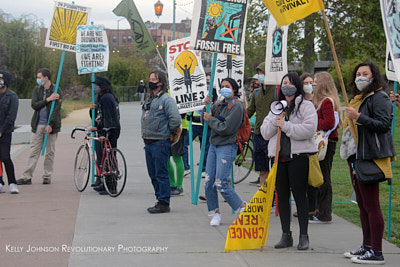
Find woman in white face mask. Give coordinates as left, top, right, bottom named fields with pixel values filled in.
left=342, top=62, right=395, bottom=264
left=300, top=73, right=314, bottom=101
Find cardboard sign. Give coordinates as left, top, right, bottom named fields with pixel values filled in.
left=76, top=25, right=109, bottom=75
left=190, top=0, right=249, bottom=56
left=167, top=37, right=207, bottom=114
left=214, top=53, right=245, bottom=100
left=45, top=1, right=91, bottom=52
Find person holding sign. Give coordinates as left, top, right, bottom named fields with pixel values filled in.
left=261, top=73, right=318, bottom=250
left=203, top=78, right=247, bottom=226
left=142, top=71, right=181, bottom=214
left=17, top=68, right=61, bottom=185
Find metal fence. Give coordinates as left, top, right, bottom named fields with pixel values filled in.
left=114, top=86, right=139, bottom=102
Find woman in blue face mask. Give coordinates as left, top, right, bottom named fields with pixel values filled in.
left=202, top=78, right=247, bottom=226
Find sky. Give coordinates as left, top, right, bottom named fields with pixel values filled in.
left=0, top=0, right=194, bottom=29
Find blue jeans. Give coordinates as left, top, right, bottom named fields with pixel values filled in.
left=205, top=143, right=243, bottom=212
left=145, top=140, right=171, bottom=204
left=183, top=125, right=210, bottom=171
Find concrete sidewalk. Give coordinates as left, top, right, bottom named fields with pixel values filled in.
left=1, top=102, right=399, bottom=267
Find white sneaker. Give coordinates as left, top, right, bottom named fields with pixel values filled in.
left=210, top=213, right=221, bottom=226
left=201, top=172, right=207, bottom=178
left=184, top=169, right=191, bottom=177
left=238, top=201, right=247, bottom=214
left=0, top=184, right=5, bottom=193
left=9, top=183, right=19, bottom=194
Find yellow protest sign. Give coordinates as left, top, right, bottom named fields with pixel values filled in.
left=262, top=0, right=324, bottom=27
left=45, top=1, right=91, bottom=52
left=225, top=163, right=278, bottom=251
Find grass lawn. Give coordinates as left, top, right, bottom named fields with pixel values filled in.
left=61, top=97, right=91, bottom=119
left=331, top=108, right=400, bottom=247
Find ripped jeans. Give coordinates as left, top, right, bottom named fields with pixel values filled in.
left=205, top=143, right=243, bottom=212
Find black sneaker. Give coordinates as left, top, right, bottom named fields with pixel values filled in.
left=16, top=178, right=32, bottom=185
left=93, top=184, right=105, bottom=192
left=91, top=177, right=102, bottom=187
left=249, top=177, right=260, bottom=186
left=147, top=202, right=170, bottom=213
left=43, top=178, right=51, bottom=184
left=351, top=250, right=385, bottom=265
left=344, top=245, right=370, bottom=258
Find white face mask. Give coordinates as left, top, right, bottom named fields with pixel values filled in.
left=303, top=84, right=313, bottom=94
left=355, top=77, right=372, bottom=91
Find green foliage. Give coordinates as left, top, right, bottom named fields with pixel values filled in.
left=0, top=10, right=151, bottom=100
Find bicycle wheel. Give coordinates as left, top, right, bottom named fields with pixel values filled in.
left=103, top=148, right=127, bottom=197
left=233, top=144, right=254, bottom=184
left=74, top=145, right=90, bottom=192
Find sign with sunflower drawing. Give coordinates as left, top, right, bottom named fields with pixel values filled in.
left=45, top=1, right=91, bottom=52
left=190, top=0, right=248, bottom=56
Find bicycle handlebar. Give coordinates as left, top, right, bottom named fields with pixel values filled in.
left=71, top=127, right=87, bottom=139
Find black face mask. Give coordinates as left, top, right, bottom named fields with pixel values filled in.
left=148, top=82, right=158, bottom=90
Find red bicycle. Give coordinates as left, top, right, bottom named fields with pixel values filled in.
left=71, top=127, right=127, bottom=197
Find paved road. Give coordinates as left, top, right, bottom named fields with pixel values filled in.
left=1, top=102, right=399, bottom=267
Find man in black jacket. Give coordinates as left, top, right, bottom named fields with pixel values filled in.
left=17, top=68, right=61, bottom=185
left=0, top=70, right=19, bottom=194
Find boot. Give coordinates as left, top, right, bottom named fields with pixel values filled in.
left=297, top=234, right=309, bottom=250
left=274, top=231, right=293, bottom=249
left=91, top=177, right=102, bottom=187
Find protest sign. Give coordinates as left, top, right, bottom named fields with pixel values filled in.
left=264, top=16, right=288, bottom=85
left=190, top=0, right=248, bottom=56
left=45, top=1, right=91, bottom=52
left=214, top=53, right=244, bottom=100
left=76, top=25, right=109, bottom=75
left=167, top=37, right=207, bottom=114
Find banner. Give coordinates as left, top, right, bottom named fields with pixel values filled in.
left=45, top=1, right=91, bottom=52
left=262, top=0, right=324, bottom=27
left=190, top=0, right=249, bottom=56
left=214, top=53, right=244, bottom=100
left=386, top=44, right=398, bottom=82
left=167, top=37, right=207, bottom=114
left=264, top=16, right=288, bottom=85
left=225, top=163, right=278, bottom=251
left=381, top=0, right=400, bottom=81
left=76, top=25, right=109, bottom=75
left=113, top=0, right=156, bottom=54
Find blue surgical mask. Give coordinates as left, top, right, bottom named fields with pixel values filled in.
left=258, top=74, right=265, bottom=84
left=36, top=78, right=44, bottom=86
left=355, top=77, right=372, bottom=91
left=0, top=80, right=4, bottom=89
left=220, top=87, right=233, bottom=98
left=94, top=86, right=101, bottom=94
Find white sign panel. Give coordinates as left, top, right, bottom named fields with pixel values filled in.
left=264, top=15, right=288, bottom=85
left=45, top=1, right=91, bottom=52
left=167, top=37, right=207, bottom=114
left=76, top=25, right=109, bottom=75
left=214, top=53, right=245, bottom=100
left=386, top=44, right=398, bottom=82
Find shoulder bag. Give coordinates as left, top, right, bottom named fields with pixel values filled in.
left=354, top=159, right=385, bottom=184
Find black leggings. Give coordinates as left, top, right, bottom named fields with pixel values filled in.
left=276, top=155, right=309, bottom=235
left=0, top=133, right=16, bottom=185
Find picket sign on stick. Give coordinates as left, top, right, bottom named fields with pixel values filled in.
left=321, top=10, right=357, bottom=144
left=388, top=81, right=397, bottom=239
left=90, top=72, right=96, bottom=184
left=193, top=53, right=218, bottom=205
left=259, top=126, right=281, bottom=251
left=41, top=51, right=65, bottom=156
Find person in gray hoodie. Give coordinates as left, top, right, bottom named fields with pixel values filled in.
left=261, top=73, right=318, bottom=251
left=203, top=78, right=247, bottom=226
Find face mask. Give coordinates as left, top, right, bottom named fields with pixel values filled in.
left=355, top=77, right=372, bottom=91
left=94, top=86, right=101, bottom=94
left=220, top=87, right=233, bottom=98
left=148, top=82, right=158, bottom=90
left=258, top=74, right=265, bottom=84
left=281, top=85, right=297, bottom=96
left=303, top=84, right=313, bottom=94
left=36, top=78, right=45, bottom=86
left=0, top=80, right=4, bottom=89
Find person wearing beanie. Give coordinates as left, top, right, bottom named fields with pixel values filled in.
left=0, top=70, right=19, bottom=194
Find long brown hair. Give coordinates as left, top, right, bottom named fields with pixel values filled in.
left=313, top=72, right=343, bottom=128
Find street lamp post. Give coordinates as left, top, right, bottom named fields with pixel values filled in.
left=172, top=0, right=176, bottom=40
left=154, top=0, right=176, bottom=41
left=117, top=18, right=124, bottom=51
